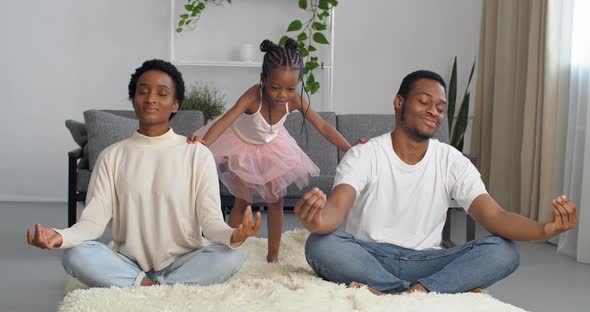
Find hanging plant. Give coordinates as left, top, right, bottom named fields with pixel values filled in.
left=176, top=0, right=337, bottom=96
left=279, top=0, right=338, bottom=94
left=176, top=0, right=232, bottom=32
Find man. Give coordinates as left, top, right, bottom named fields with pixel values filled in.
left=26, top=59, right=261, bottom=287
left=294, top=70, right=577, bottom=294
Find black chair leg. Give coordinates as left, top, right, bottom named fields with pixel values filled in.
left=466, top=214, right=476, bottom=242
left=67, top=156, right=78, bottom=227
left=442, top=210, right=455, bottom=248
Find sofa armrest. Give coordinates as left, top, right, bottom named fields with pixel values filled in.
left=462, top=153, right=479, bottom=169
left=68, top=148, right=83, bottom=159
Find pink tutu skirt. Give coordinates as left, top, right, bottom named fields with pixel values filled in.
left=195, top=123, right=320, bottom=203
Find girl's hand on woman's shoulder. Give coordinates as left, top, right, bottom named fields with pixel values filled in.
left=186, top=134, right=208, bottom=146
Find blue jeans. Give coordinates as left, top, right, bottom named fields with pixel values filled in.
left=305, top=230, right=519, bottom=294
left=62, top=241, right=243, bottom=287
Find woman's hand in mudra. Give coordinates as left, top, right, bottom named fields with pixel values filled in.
left=230, top=206, right=262, bottom=244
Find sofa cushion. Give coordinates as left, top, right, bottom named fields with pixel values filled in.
left=336, top=114, right=450, bottom=159
left=284, top=112, right=339, bottom=176
left=76, top=169, right=91, bottom=193
left=65, top=120, right=88, bottom=148
left=83, top=110, right=205, bottom=170
left=102, top=110, right=204, bottom=137
left=84, top=110, right=137, bottom=170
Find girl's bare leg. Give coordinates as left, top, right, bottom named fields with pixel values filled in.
left=227, top=176, right=253, bottom=228
left=266, top=197, right=284, bottom=263
left=227, top=197, right=251, bottom=228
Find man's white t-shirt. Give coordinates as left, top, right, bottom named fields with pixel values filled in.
left=334, top=132, right=487, bottom=250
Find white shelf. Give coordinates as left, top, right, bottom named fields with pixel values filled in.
left=174, top=60, right=333, bottom=69
left=174, top=61, right=262, bottom=67
left=169, top=0, right=336, bottom=111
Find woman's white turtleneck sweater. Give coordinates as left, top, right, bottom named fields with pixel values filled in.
left=55, top=128, right=235, bottom=271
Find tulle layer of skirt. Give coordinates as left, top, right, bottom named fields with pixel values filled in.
left=195, top=124, right=320, bottom=203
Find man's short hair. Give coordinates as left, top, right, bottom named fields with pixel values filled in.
left=396, top=70, right=447, bottom=99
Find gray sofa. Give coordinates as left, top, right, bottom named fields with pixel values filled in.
left=67, top=109, right=475, bottom=246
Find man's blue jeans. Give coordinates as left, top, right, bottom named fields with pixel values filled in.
left=305, top=230, right=519, bottom=293
left=62, top=241, right=243, bottom=287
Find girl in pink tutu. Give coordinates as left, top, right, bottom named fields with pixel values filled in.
left=187, top=38, right=352, bottom=262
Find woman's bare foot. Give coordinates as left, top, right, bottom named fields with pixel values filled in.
left=140, top=278, right=156, bottom=286
left=468, top=288, right=483, bottom=293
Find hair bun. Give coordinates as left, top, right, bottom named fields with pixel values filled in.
left=260, top=39, right=274, bottom=52
left=284, top=38, right=298, bottom=50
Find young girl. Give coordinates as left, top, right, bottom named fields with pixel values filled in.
left=188, top=38, right=352, bottom=262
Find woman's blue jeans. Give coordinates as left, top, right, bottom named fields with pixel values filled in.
left=62, top=241, right=243, bottom=287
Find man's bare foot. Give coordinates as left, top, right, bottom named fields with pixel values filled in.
left=349, top=282, right=388, bottom=296
left=140, top=278, right=156, bottom=286
left=266, top=255, right=279, bottom=263
left=402, top=283, right=428, bottom=294
left=468, top=288, right=483, bottom=293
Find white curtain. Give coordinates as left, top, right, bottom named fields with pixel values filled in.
left=554, top=0, right=590, bottom=264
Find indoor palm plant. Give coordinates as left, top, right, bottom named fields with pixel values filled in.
left=447, top=57, right=476, bottom=152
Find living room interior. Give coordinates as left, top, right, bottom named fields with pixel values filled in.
left=1, top=1, right=589, bottom=311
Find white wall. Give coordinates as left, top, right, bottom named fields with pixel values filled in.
left=333, top=0, right=482, bottom=114
left=333, top=0, right=482, bottom=153
left=0, top=0, right=482, bottom=202
left=0, top=0, right=169, bottom=202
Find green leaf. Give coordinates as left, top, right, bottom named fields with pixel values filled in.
left=306, top=73, right=316, bottom=84
left=180, top=14, right=189, bottom=19
left=318, top=0, right=329, bottom=10
left=308, top=45, right=317, bottom=52
left=451, top=92, right=470, bottom=150
left=287, top=20, right=303, bottom=32
left=278, top=35, right=289, bottom=46
left=313, top=32, right=329, bottom=44
left=327, top=0, right=338, bottom=6
left=304, top=61, right=319, bottom=71
left=312, top=22, right=327, bottom=31
left=179, top=20, right=185, bottom=27
left=185, top=4, right=193, bottom=11
left=310, top=81, right=320, bottom=94
left=298, top=0, right=307, bottom=10
left=297, top=32, right=307, bottom=42
left=447, top=57, right=457, bottom=136
left=176, top=27, right=183, bottom=33
left=463, top=59, right=476, bottom=98
left=300, top=46, right=309, bottom=57
left=197, top=2, right=205, bottom=9
left=320, top=11, right=330, bottom=18
left=457, top=137, right=464, bottom=152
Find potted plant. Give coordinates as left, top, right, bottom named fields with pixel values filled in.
left=182, top=82, right=226, bottom=124
left=447, top=57, right=476, bottom=152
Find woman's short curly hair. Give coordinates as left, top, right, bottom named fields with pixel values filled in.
left=128, top=59, right=185, bottom=120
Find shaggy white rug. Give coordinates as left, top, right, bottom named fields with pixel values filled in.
left=59, top=230, right=526, bottom=312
